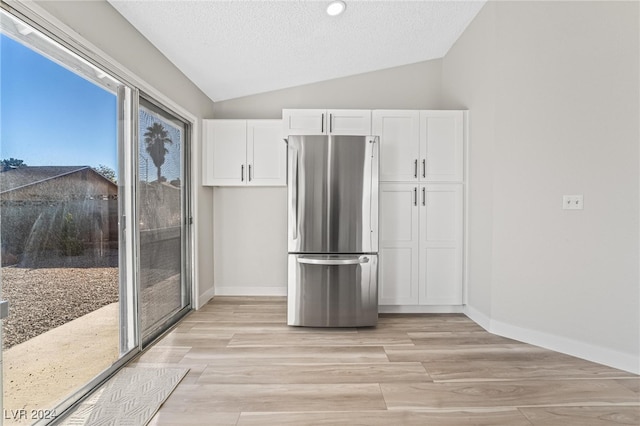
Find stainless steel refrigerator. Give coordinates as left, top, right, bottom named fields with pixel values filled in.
left=286, top=135, right=379, bottom=327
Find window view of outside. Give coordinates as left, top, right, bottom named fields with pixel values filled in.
left=1, top=30, right=120, bottom=420
left=138, top=103, right=186, bottom=338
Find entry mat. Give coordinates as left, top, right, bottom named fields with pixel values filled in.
left=60, top=366, right=189, bottom=425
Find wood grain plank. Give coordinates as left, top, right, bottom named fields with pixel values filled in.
left=237, top=410, right=533, bottom=426
left=519, top=406, right=640, bottom=425
left=380, top=380, right=639, bottom=409
left=150, top=411, right=240, bottom=425
left=180, top=346, right=390, bottom=364
left=423, top=359, right=635, bottom=382
left=197, top=362, right=431, bottom=384
left=408, top=331, right=524, bottom=346
left=160, top=383, right=387, bottom=412
left=385, top=344, right=536, bottom=362
left=228, top=332, right=413, bottom=347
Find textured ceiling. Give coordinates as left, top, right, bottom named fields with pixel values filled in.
left=108, top=1, right=486, bottom=102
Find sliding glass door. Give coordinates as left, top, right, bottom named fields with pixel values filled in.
left=138, top=98, right=191, bottom=345
left=0, top=7, right=193, bottom=423
left=0, top=10, right=133, bottom=421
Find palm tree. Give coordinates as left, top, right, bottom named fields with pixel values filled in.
left=143, top=123, right=173, bottom=182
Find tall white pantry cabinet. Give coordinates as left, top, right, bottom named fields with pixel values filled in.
left=374, top=110, right=465, bottom=308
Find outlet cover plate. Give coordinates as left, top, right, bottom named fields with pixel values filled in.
left=562, top=195, right=583, bottom=210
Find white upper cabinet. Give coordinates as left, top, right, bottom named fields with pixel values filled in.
left=328, top=109, right=372, bottom=135
left=203, top=119, right=285, bottom=186
left=420, top=111, right=464, bottom=182
left=374, top=110, right=464, bottom=183
left=373, top=110, right=420, bottom=182
left=282, top=109, right=371, bottom=136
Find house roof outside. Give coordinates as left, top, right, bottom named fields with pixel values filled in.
left=0, top=166, right=115, bottom=194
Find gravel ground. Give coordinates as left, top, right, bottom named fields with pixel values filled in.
left=2, top=267, right=118, bottom=348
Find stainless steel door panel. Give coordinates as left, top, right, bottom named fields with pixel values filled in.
left=287, top=135, right=379, bottom=253
left=287, top=254, right=378, bottom=327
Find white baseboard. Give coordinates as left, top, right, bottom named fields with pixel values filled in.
left=196, top=286, right=216, bottom=309
left=463, top=304, right=491, bottom=331
left=489, top=318, right=640, bottom=375
left=463, top=305, right=639, bottom=375
left=380, top=305, right=464, bottom=314
left=214, top=285, right=287, bottom=296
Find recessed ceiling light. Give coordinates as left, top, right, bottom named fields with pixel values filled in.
left=326, top=1, right=346, bottom=17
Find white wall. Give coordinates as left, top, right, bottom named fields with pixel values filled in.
left=441, top=2, right=497, bottom=318
left=443, top=1, right=639, bottom=373
left=213, top=60, right=443, bottom=119
left=31, top=0, right=217, bottom=306
left=213, top=187, right=287, bottom=295
left=212, top=60, right=444, bottom=295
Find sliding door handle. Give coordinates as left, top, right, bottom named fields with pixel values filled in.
left=0, top=300, right=8, bottom=319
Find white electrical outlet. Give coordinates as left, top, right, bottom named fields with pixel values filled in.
left=562, top=195, right=583, bottom=210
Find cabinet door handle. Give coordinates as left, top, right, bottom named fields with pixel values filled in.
left=422, top=159, right=426, bottom=178
left=329, top=113, right=333, bottom=133
left=321, top=113, right=325, bottom=133
left=422, top=187, right=426, bottom=206
left=414, top=187, right=418, bottom=206
left=241, top=164, right=244, bottom=182
left=248, top=164, right=252, bottom=182
left=414, top=159, right=418, bottom=178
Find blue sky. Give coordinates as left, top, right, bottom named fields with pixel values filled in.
left=1, top=34, right=118, bottom=172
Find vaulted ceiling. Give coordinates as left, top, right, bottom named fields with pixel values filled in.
left=109, top=1, right=486, bottom=102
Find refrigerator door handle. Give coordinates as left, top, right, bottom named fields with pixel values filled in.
left=290, top=146, right=299, bottom=239
left=297, top=256, right=369, bottom=265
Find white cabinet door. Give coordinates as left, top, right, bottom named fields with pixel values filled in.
left=379, top=183, right=419, bottom=305
left=418, top=184, right=463, bottom=305
left=420, top=111, right=464, bottom=182
left=204, top=120, right=247, bottom=186
left=373, top=110, right=420, bottom=182
left=283, top=109, right=372, bottom=136
left=282, top=109, right=326, bottom=136
left=247, top=120, right=286, bottom=186
left=327, top=109, right=371, bottom=135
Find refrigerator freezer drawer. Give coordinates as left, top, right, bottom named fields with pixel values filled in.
left=287, top=254, right=378, bottom=327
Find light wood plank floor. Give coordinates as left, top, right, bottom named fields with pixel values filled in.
left=134, top=297, right=639, bottom=426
